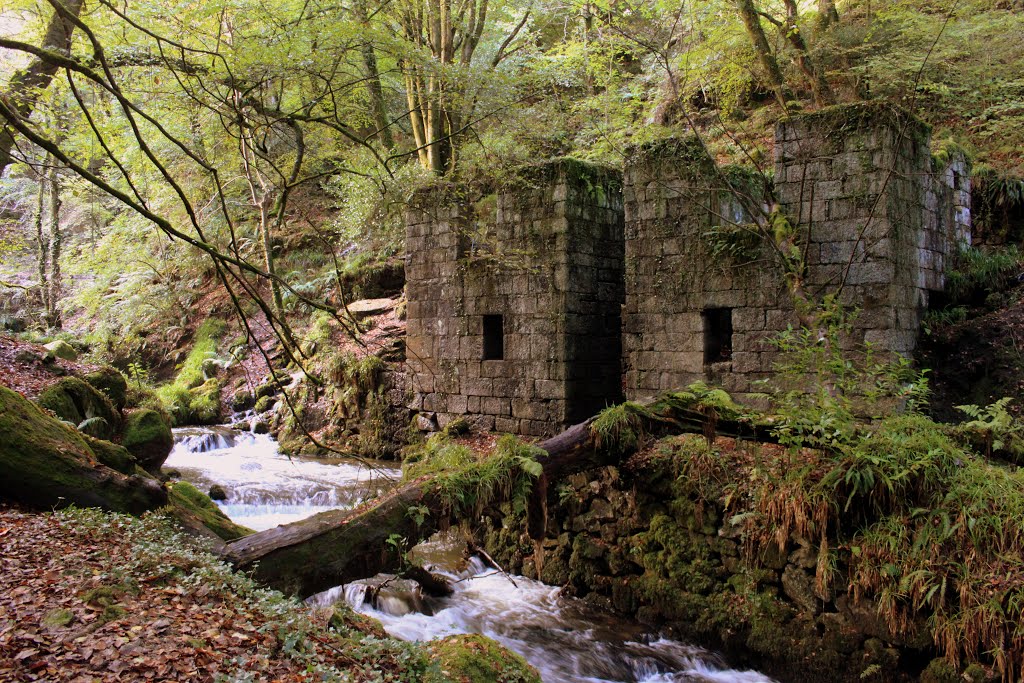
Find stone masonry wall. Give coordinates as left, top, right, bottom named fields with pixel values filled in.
left=405, top=161, right=624, bottom=437
left=479, top=452, right=941, bottom=683
left=621, top=139, right=785, bottom=401
left=623, top=103, right=965, bottom=402
left=775, top=103, right=938, bottom=355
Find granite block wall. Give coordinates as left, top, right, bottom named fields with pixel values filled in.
left=623, top=103, right=969, bottom=401
left=408, top=103, right=971, bottom=427
left=405, top=160, right=625, bottom=437
left=621, top=137, right=785, bottom=400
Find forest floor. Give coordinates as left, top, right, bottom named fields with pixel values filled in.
left=0, top=335, right=93, bottom=399
left=0, top=504, right=417, bottom=683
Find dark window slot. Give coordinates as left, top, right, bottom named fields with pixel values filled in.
left=703, top=308, right=733, bottom=364
left=483, top=314, right=504, bottom=360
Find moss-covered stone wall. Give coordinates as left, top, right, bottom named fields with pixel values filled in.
left=405, top=160, right=625, bottom=437
left=478, top=452, right=941, bottom=683
left=622, top=103, right=970, bottom=402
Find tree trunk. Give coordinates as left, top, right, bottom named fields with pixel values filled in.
left=734, top=0, right=791, bottom=109
left=34, top=164, right=49, bottom=316
left=355, top=1, right=395, bottom=150
left=0, top=0, right=86, bottom=177
left=781, top=0, right=834, bottom=106
left=818, top=0, right=839, bottom=29
left=224, top=396, right=774, bottom=597
left=46, top=158, right=62, bottom=329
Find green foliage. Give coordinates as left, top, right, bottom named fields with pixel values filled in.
left=155, top=319, right=227, bottom=426
left=591, top=402, right=646, bottom=455
left=405, top=434, right=544, bottom=517
left=172, top=319, right=227, bottom=390
left=955, top=398, right=1024, bottom=460
left=702, top=223, right=763, bottom=265
left=944, top=246, right=1022, bottom=305
left=920, top=306, right=967, bottom=336
left=769, top=308, right=930, bottom=449
left=972, top=166, right=1024, bottom=241
left=157, top=379, right=222, bottom=427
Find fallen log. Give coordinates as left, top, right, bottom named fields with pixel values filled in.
left=224, top=390, right=772, bottom=598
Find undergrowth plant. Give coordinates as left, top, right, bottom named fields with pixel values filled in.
left=404, top=433, right=545, bottom=517
left=658, top=306, right=1024, bottom=679
left=956, top=398, right=1024, bottom=460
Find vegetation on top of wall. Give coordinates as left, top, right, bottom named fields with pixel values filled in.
left=779, top=100, right=931, bottom=145
left=403, top=433, right=545, bottom=518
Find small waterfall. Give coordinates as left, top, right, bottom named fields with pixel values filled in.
left=165, top=426, right=399, bottom=531
left=174, top=426, right=248, bottom=453
left=170, top=427, right=775, bottom=682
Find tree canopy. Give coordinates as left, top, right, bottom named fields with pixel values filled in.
left=1, top=0, right=1022, bottom=354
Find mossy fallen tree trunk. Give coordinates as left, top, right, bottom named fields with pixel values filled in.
left=226, top=482, right=445, bottom=597
left=0, top=385, right=167, bottom=514
left=225, top=388, right=771, bottom=598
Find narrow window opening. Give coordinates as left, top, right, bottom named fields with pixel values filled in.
left=483, top=314, right=504, bottom=360
left=703, top=308, right=733, bottom=364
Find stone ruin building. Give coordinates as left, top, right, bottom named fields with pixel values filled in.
left=405, top=102, right=972, bottom=436
left=404, top=163, right=624, bottom=436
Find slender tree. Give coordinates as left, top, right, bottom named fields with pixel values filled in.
left=0, top=0, right=86, bottom=177
left=733, top=0, right=791, bottom=108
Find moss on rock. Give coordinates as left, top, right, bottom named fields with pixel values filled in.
left=167, top=481, right=253, bottom=541
left=85, top=367, right=129, bottom=411
left=0, top=385, right=166, bottom=514
left=423, top=634, right=541, bottom=683
left=158, top=379, right=223, bottom=426
left=80, top=434, right=138, bottom=475
left=122, top=409, right=174, bottom=473
left=43, top=339, right=78, bottom=361
left=36, top=377, right=119, bottom=434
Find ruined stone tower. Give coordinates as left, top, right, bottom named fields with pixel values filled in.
left=405, top=160, right=625, bottom=436
left=622, top=103, right=970, bottom=401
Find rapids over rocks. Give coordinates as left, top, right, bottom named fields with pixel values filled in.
left=168, top=426, right=775, bottom=682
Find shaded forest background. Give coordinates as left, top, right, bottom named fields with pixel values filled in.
left=1, top=0, right=1023, bottom=383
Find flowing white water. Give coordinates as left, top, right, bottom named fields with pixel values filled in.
left=164, top=426, right=399, bottom=530
left=169, top=426, right=774, bottom=682
left=310, top=554, right=777, bottom=683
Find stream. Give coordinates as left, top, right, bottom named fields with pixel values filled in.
left=168, top=426, right=775, bottom=683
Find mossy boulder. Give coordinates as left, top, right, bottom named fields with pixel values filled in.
left=167, top=482, right=253, bottom=541
left=122, top=409, right=174, bottom=474
left=36, top=377, right=120, bottom=436
left=423, top=634, right=541, bottom=683
left=0, top=385, right=166, bottom=514
left=84, top=367, right=128, bottom=411
left=43, top=339, right=78, bottom=361
left=253, top=394, right=275, bottom=413
left=230, top=387, right=255, bottom=411
left=80, top=434, right=138, bottom=475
